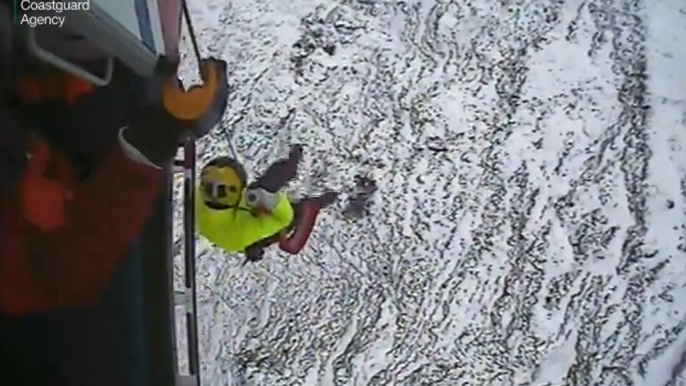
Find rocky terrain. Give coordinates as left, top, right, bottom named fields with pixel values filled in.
left=172, top=0, right=686, bottom=385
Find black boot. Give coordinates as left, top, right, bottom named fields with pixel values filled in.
left=250, top=144, right=303, bottom=192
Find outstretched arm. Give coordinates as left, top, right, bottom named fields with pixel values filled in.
left=20, top=146, right=163, bottom=313
left=3, top=145, right=161, bottom=314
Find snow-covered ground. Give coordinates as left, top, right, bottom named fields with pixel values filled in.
left=172, top=0, right=686, bottom=384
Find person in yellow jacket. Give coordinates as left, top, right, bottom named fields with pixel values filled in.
left=196, top=144, right=338, bottom=262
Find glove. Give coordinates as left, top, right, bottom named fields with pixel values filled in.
left=244, top=247, right=265, bottom=263
left=245, top=188, right=278, bottom=213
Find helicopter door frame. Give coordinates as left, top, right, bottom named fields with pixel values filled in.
left=59, top=0, right=166, bottom=76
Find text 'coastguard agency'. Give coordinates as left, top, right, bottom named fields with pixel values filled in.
left=17, top=0, right=91, bottom=28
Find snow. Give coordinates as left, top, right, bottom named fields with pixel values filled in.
left=171, top=0, right=686, bottom=385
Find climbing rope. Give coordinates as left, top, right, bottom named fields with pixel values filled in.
left=182, top=0, right=240, bottom=161
left=162, top=0, right=221, bottom=122
left=181, top=0, right=203, bottom=75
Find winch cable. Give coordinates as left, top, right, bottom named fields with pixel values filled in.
left=179, top=0, right=201, bottom=383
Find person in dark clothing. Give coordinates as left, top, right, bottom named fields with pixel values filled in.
left=0, top=5, right=229, bottom=385
left=0, top=18, right=230, bottom=314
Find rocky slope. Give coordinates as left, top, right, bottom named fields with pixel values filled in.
left=172, top=0, right=686, bottom=384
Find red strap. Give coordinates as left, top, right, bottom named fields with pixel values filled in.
left=278, top=202, right=320, bottom=254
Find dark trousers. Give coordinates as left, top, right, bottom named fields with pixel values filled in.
left=0, top=248, right=144, bottom=386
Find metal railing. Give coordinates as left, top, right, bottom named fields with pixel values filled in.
left=172, top=139, right=201, bottom=386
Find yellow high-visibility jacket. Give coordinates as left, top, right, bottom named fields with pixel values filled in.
left=195, top=187, right=294, bottom=253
